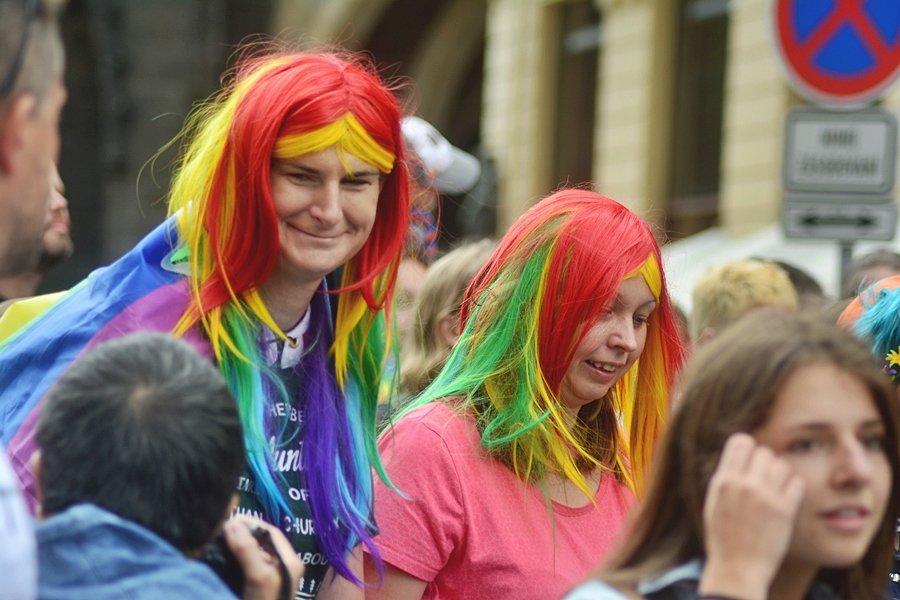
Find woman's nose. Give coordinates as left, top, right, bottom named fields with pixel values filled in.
left=608, top=318, right=638, bottom=352
left=309, top=183, right=342, bottom=226
left=831, top=439, right=874, bottom=488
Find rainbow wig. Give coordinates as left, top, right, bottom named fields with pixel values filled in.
left=404, top=189, right=685, bottom=499
left=839, top=275, right=900, bottom=384
left=165, top=50, right=409, bottom=581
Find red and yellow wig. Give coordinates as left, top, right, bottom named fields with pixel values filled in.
left=408, top=189, right=685, bottom=498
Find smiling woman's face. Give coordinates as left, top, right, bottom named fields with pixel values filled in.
left=753, top=362, right=891, bottom=572
left=269, top=146, right=382, bottom=286
left=558, top=276, right=656, bottom=415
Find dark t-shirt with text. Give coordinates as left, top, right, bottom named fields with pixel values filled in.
left=234, top=364, right=328, bottom=599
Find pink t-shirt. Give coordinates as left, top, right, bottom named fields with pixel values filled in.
left=371, top=403, right=635, bottom=600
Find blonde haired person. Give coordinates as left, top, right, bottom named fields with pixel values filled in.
left=691, top=259, right=798, bottom=344
left=399, top=239, right=496, bottom=397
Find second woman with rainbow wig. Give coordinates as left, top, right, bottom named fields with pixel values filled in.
left=0, top=49, right=409, bottom=598
left=365, top=189, right=686, bottom=599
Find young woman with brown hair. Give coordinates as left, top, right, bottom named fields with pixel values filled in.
left=566, top=311, right=900, bottom=600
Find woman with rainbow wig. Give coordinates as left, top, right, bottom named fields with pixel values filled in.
left=0, top=49, right=409, bottom=598
left=364, top=189, right=686, bottom=599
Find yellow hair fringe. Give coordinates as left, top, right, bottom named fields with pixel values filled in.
left=168, top=59, right=396, bottom=362
left=274, top=113, right=395, bottom=174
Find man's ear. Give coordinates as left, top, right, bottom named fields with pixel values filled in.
left=0, top=93, right=37, bottom=174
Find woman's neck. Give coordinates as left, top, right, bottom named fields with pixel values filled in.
left=260, top=270, right=321, bottom=331
left=542, top=468, right=601, bottom=508
left=559, top=405, right=578, bottom=430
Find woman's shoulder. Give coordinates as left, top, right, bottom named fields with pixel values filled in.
left=378, top=400, right=483, bottom=462
left=388, top=400, right=474, bottom=436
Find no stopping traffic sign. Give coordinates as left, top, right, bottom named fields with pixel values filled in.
left=772, top=0, right=900, bottom=108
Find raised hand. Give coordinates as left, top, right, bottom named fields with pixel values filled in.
left=698, top=433, right=805, bottom=600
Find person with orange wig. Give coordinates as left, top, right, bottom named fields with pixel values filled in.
left=364, top=189, right=686, bottom=599
left=0, top=48, right=409, bottom=598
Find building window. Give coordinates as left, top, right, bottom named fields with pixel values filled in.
left=668, top=0, right=731, bottom=237
left=551, top=0, right=601, bottom=190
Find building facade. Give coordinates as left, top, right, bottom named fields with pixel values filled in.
left=56, top=0, right=900, bottom=291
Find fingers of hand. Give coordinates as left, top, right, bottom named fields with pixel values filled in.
left=701, top=434, right=805, bottom=587
left=253, top=520, right=305, bottom=584
left=226, top=517, right=304, bottom=593
left=748, top=444, right=791, bottom=491
left=717, top=432, right=756, bottom=472
left=782, top=471, right=806, bottom=513
left=707, top=434, right=805, bottom=523
left=223, top=520, right=281, bottom=591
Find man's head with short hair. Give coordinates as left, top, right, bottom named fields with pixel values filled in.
left=0, top=0, right=67, bottom=278
left=769, top=259, right=827, bottom=313
left=36, top=332, right=244, bottom=552
left=841, top=248, right=900, bottom=299
left=691, top=259, right=799, bottom=343
left=0, top=0, right=66, bottom=103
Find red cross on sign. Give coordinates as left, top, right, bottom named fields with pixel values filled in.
left=772, top=0, right=900, bottom=108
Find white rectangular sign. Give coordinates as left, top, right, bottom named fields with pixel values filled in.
left=783, top=199, right=897, bottom=241
left=783, top=109, right=897, bottom=195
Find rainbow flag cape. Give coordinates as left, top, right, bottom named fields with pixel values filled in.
left=0, top=217, right=211, bottom=510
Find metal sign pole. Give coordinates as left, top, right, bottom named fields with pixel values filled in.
left=772, top=2, right=900, bottom=269
left=839, top=240, right=854, bottom=293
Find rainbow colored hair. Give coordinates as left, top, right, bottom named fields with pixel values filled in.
left=840, top=275, right=900, bottom=384
left=403, top=190, right=685, bottom=499
left=165, top=50, right=409, bottom=582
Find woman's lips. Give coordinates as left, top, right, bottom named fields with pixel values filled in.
left=819, top=506, right=871, bottom=533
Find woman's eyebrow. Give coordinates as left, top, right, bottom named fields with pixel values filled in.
left=281, top=162, right=319, bottom=173
left=343, top=170, right=380, bottom=179
left=782, top=419, right=883, bottom=432
left=614, top=296, right=656, bottom=310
